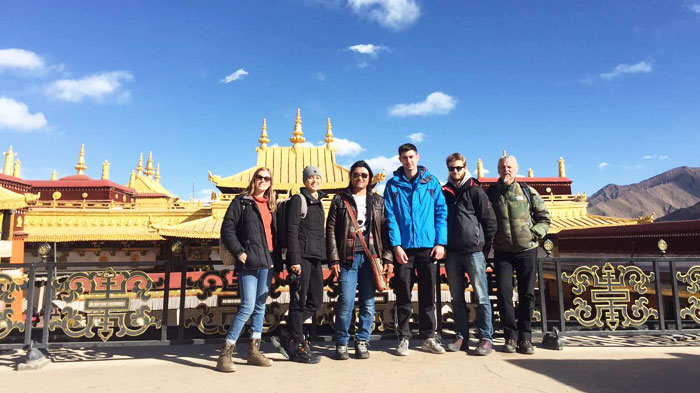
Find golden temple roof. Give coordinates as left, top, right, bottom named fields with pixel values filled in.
left=158, top=216, right=222, bottom=239
left=0, top=185, right=31, bottom=210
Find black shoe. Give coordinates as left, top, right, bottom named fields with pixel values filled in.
left=517, top=340, right=535, bottom=355
left=334, top=345, right=349, bottom=360
left=445, top=336, right=465, bottom=352
left=270, top=335, right=290, bottom=360
left=503, top=339, right=517, bottom=353
left=474, top=339, right=493, bottom=356
left=290, top=342, right=321, bottom=364
left=354, top=341, right=370, bottom=359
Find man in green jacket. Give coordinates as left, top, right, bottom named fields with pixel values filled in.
left=488, top=155, right=550, bottom=355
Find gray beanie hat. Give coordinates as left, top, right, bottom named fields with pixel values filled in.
left=303, top=166, right=322, bottom=181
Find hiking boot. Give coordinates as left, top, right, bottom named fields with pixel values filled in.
left=395, top=337, right=409, bottom=356
left=422, top=337, right=446, bottom=354
left=270, top=335, right=290, bottom=360
left=247, top=338, right=272, bottom=367
left=517, top=340, right=535, bottom=355
left=290, top=342, right=321, bottom=364
left=334, top=345, right=349, bottom=360
left=474, top=339, right=493, bottom=356
left=445, top=336, right=464, bottom=352
left=216, top=342, right=236, bottom=372
left=354, top=341, right=370, bottom=359
left=503, top=339, right=517, bottom=353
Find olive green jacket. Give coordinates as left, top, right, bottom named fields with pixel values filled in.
left=489, top=179, right=551, bottom=253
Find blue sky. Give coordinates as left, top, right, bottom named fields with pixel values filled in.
left=2, top=1, right=700, bottom=200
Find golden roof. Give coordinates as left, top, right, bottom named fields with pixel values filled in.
left=0, top=185, right=37, bottom=210
left=130, top=173, right=173, bottom=196
left=158, top=216, right=222, bottom=239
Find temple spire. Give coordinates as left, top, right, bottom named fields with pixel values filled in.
left=51, top=170, right=58, bottom=181
left=476, top=158, right=484, bottom=178
left=102, top=160, right=110, bottom=180
left=155, top=162, right=161, bottom=183
left=502, top=150, right=507, bottom=157
left=325, top=117, right=335, bottom=150
left=257, top=118, right=270, bottom=151
left=558, top=156, right=566, bottom=177
left=3, top=146, right=15, bottom=176
left=127, top=170, right=136, bottom=188
left=74, top=144, right=87, bottom=175
left=145, top=151, right=155, bottom=177
left=13, top=159, right=21, bottom=178
left=136, top=153, right=144, bottom=176
left=528, top=168, right=534, bottom=178
left=289, top=107, right=306, bottom=145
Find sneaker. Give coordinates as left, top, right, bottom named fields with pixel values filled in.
left=517, top=340, right=535, bottom=355
left=334, top=345, right=349, bottom=360
left=503, top=339, right=517, bottom=353
left=270, top=335, right=290, bottom=360
left=290, top=342, right=321, bottom=364
left=354, top=341, right=370, bottom=360
left=422, top=338, right=446, bottom=354
left=395, top=337, right=410, bottom=356
left=445, top=336, right=464, bottom=352
left=474, top=339, right=493, bottom=356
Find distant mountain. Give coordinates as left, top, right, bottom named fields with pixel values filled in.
left=656, top=200, right=700, bottom=222
left=587, top=167, right=700, bottom=220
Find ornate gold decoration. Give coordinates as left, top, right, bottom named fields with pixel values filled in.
left=561, top=262, right=658, bottom=330
left=127, top=170, right=136, bottom=188
left=677, top=265, right=700, bottom=324
left=543, top=239, right=554, bottom=255
left=13, top=159, right=20, bottom=178
left=51, top=170, right=57, bottom=181
left=102, top=160, right=110, bottom=180
left=657, top=238, right=667, bottom=253
left=558, top=156, right=566, bottom=177
left=0, top=273, right=27, bottom=339
left=476, top=158, right=483, bottom=178
left=502, top=150, right=507, bottom=157
left=289, top=107, right=306, bottom=145
left=145, top=151, right=155, bottom=177
left=75, top=144, right=87, bottom=175
left=325, top=117, right=335, bottom=150
left=81, top=192, right=88, bottom=199
left=528, top=168, right=533, bottom=178
left=3, top=145, right=15, bottom=176
left=52, top=191, right=62, bottom=201
left=257, top=118, right=270, bottom=151
left=155, top=162, right=161, bottom=182
left=136, top=153, right=144, bottom=175
left=49, top=268, right=161, bottom=341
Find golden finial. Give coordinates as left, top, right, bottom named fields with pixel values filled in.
left=136, top=153, right=144, bottom=175
left=102, top=160, right=110, bottom=180
left=528, top=168, right=533, bottom=178
left=325, top=117, right=335, bottom=150
left=13, top=159, right=21, bottom=177
left=3, top=146, right=15, bottom=176
left=51, top=170, right=58, bottom=181
left=155, top=162, right=161, bottom=183
left=502, top=150, right=507, bottom=157
left=289, top=107, right=306, bottom=145
left=75, top=144, right=87, bottom=175
left=127, top=170, right=136, bottom=188
left=476, top=158, right=484, bottom=178
left=145, top=151, right=155, bottom=177
left=257, top=118, right=270, bottom=150
left=558, top=156, right=566, bottom=177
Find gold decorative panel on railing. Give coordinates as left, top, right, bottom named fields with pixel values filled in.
left=561, top=262, right=658, bottom=331
left=49, top=268, right=161, bottom=341
left=0, top=273, right=27, bottom=339
left=184, top=269, right=240, bottom=335
left=677, top=265, right=700, bottom=324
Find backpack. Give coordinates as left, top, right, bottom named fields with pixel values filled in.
left=276, top=193, right=307, bottom=250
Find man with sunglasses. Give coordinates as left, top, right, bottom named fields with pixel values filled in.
left=441, top=153, right=496, bottom=355
left=384, top=143, right=448, bottom=356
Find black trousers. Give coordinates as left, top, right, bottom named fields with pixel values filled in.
left=494, top=248, right=538, bottom=342
left=287, top=257, right=324, bottom=343
left=392, top=248, right=438, bottom=339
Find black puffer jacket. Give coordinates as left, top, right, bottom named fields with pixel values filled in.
left=221, top=195, right=282, bottom=272
left=441, top=178, right=496, bottom=253
left=326, top=189, right=393, bottom=267
left=286, top=188, right=326, bottom=266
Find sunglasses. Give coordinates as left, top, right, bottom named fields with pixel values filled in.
left=255, top=175, right=271, bottom=182
left=352, top=172, right=369, bottom=179
left=448, top=166, right=464, bottom=172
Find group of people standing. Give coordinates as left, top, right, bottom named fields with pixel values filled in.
left=216, top=142, right=551, bottom=373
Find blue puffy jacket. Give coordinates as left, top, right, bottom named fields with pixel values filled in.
left=383, top=166, right=448, bottom=249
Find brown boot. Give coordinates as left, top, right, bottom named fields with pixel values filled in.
left=247, top=338, right=273, bottom=367
left=216, top=342, right=236, bottom=372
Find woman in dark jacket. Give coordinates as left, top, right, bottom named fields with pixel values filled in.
left=217, top=167, right=280, bottom=373
left=326, top=160, right=393, bottom=360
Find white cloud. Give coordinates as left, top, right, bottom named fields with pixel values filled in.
left=659, top=155, right=669, bottom=160
left=407, top=132, right=425, bottom=143
left=331, top=138, right=365, bottom=157
left=389, top=92, right=457, bottom=117
left=0, top=97, right=47, bottom=131
left=481, top=168, right=490, bottom=175
left=600, top=61, right=652, bottom=80
left=46, top=71, right=133, bottom=102
left=348, top=44, right=388, bottom=57
left=641, top=155, right=653, bottom=160
left=641, top=154, right=669, bottom=161
left=0, top=48, right=45, bottom=71
left=313, top=72, right=326, bottom=81
left=219, top=68, right=248, bottom=84
left=348, top=0, right=420, bottom=30
left=686, top=1, right=700, bottom=13
left=598, top=162, right=609, bottom=170
left=364, top=154, right=401, bottom=181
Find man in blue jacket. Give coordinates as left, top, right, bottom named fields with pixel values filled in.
left=384, top=143, right=448, bottom=356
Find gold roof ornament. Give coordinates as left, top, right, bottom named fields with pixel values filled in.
left=102, top=160, right=110, bottom=180
left=75, top=144, right=88, bottom=175
left=325, top=117, right=335, bottom=150
left=3, top=145, right=15, bottom=176
left=13, top=159, right=21, bottom=178
left=289, top=107, right=306, bottom=146
left=155, top=162, right=161, bottom=183
left=559, top=156, right=566, bottom=177
left=528, top=168, right=534, bottom=178
left=257, top=118, right=270, bottom=151
left=136, top=153, right=144, bottom=176
left=476, top=158, right=484, bottom=178
left=502, top=150, right=507, bottom=157
left=51, top=170, right=58, bottom=181
left=128, top=170, right=136, bottom=188
left=145, top=151, right=155, bottom=177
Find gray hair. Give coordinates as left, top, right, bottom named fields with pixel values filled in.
left=498, top=155, right=519, bottom=169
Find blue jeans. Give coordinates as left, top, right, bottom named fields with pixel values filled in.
left=334, top=252, right=376, bottom=345
left=226, top=268, right=272, bottom=343
left=445, top=251, right=493, bottom=341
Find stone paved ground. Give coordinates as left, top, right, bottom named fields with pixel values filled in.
left=2, top=337, right=700, bottom=393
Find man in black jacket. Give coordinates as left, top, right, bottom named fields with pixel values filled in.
left=441, top=153, right=497, bottom=355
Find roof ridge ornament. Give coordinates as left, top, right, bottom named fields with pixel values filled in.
left=559, top=156, right=566, bottom=177
left=3, top=146, right=15, bottom=176
left=325, top=117, right=335, bottom=150
left=13, top=159, right=21, bottom=178
left=127, top=170, right=136, bottom=188
left=102, top=160, right=110, bottom=180
left=257, top=118, right=269, bottom=151
left=145, top=151, right=155, bottom=177
left=75, top=144, right=88, bottom=175
left=289, top=107, right=306, bottom=146
left=155, top=162, right=161, bottom=183
left=51, top=170, right=57, bottom=181
left=136, top=153, right=144, bottom=176
left=477, top=158, right=483, bottom=178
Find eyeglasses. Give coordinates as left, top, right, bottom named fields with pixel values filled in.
left=448, top=166, right=464, bottom=172
left=352, top=172, right=369, bottom=179
left=255, top=175, right=271, bottom=182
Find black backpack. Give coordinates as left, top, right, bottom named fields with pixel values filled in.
left=275, top=194, right=307, bottom=250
